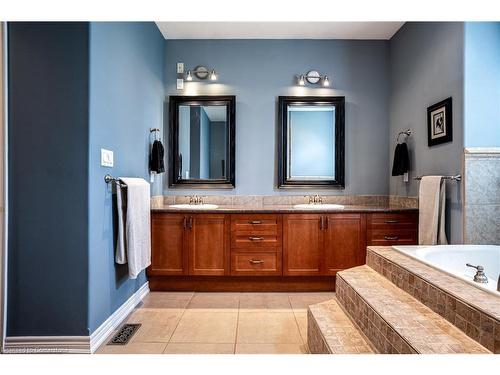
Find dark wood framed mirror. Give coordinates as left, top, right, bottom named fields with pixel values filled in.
left=277, top=96, right=345, bottom=188
left=169, top=95, right=236, bottom=188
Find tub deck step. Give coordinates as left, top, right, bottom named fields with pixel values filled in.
left=307, top=298, right=374, bottom=354
left=336, top=265, right=491, bottom=354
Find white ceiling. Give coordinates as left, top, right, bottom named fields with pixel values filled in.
left=156, top=22, right=404, bottom=40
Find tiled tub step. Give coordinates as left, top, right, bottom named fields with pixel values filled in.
left=336, top=266, right=491, bottom=354
left=307, top=298, right=374, bottom=354
left=366, top=246, right=500, bottom=353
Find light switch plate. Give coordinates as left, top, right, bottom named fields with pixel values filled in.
left=101, top=148, right=114, bottom=167
left=176, top=79, right=184, bottom=90
left=177, top=62, right=184, bottom=74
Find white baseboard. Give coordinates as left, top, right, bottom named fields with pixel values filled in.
left=3, top=336, right=92, bottom=354
left=89, top=281, right=149, bottom=353
left=3, top=282, right=149, bottom=354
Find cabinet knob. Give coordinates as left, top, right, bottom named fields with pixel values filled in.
left=384, top=220, right=399, bottom=224
left=249, top=259, right=264, bottom=265
left=248, top=220, right=263, bottom=225
left=248, top=236, right=264, bottom=241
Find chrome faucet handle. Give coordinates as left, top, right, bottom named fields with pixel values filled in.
left=466, top=263, right=484, bottom=271
left=304, top=195, right=313, bottom=204
left=466, top=264, right=488, bottom=284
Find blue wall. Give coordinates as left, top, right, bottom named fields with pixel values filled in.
left=389, top=22, right=464, bottom=243
left=464, top=22, right=500, bottom=147
left=7, top=22, right=90, bottom=335
left=88, top=22, right=165, bottom=333
left=162, top=39, right=390, bottom=196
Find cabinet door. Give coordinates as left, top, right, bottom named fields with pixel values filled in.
left=323, top=214, right=366, bottom=275
left=283, top=214, right=323, bottom=276
left=188, top=214, right=230, bottom=276
left=149, top=214, right=188, bottom=276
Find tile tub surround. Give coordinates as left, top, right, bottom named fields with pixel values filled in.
left=336, top=266, right=490, bottom=354
left=366, top=246, right=500, bottom=353
left=463, top=148, right=500, bottom=245
left=307, top=299, right=374, bottom=354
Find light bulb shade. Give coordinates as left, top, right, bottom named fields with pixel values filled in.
left=186, top=71, right=193, bottom=81
left=323, top=76, right=330, bottom=87
left=210, top=69, right=217, bottom=81
left=298, top=75, right=305, bottom=86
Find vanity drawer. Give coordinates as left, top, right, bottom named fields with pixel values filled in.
left=368, top=229, right=418, bottom=246
left=368, top=213, right=418, bottom=229
left=231, top=234, right=281, bottom=248
left=230, top=250, right=282, bottom=276
left=231, top=214, right=281, bottom=234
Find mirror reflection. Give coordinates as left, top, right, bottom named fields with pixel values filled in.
left=178, top=105, right=228, bottom=180
left=278, top=96, right=345, bottom=188
left=287, top=105, right=336, bottom=180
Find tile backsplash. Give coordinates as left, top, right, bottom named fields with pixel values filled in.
left=151, top=194, right=418, bottom=209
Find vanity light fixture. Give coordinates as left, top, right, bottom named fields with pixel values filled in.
left=296, top=70, right=330, bottom=87
left=185, top=65, right=218, bottom=82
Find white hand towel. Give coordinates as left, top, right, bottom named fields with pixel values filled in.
left=115, top=177, right=151, bottom=279
left=418, top=176, right=448, bottom=245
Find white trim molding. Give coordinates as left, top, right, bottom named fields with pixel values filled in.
left=89, top=281, right=149, bottom=353
left=3, top=282, right=149, bottom=354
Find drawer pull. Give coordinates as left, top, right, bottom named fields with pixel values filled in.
left=249, top=259, right=264, bottom=265
left=384, top=220, right=399, bottom=224
left=248, top=236, right=264, bottom=241
left=384, top=235, right=399, bottom=241
left=248, top=220, right=263, bottom=224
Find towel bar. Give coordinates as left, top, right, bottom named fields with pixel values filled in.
left=414, top=174, right=461, bottom=181
left=104, top=174, right=127, bottom=187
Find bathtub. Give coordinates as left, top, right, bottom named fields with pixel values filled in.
left=392, top=245, right=500, bottom=296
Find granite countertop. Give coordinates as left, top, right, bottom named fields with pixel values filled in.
left=151, top=204, right=418, bottom=214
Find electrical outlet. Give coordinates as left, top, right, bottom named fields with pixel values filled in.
left=177, top=62, right=184, bottom=74
left=101, top=148, right=114, bottom=167
left=176, top=79, right=184, bottom=90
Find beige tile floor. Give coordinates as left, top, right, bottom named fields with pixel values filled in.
left=97, top=291, right=335, bottom=354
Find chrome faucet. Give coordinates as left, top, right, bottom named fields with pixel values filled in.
left=497, top=275, right=500, bottom=292
left=305, top=194, right=323, bottom=205
left=187, top=195, right=204, bottom=205
left=466, top=264, right=488, bottom=284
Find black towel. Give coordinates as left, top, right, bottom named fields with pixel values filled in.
left=392, top=142, right=409, bottom=176
left=150, top=139, right=165, bottom=173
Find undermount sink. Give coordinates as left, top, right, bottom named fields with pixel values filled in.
left=293, top=203, right=345, bottom=210
left=169, top=204, right=219, bottom=209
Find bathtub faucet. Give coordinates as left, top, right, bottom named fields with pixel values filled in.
left=466, top=264, right=488, bottom=284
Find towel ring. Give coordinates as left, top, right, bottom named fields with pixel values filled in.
left=397, top=129, right=412, bottom=143
left=150, top=128, right=161, bottom=141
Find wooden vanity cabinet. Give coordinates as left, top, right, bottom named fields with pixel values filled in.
left=282, top=213, right=366, bottom=276
left=149, top=213, right=230, bottom=277
left=367, top=212, right=418, bottom=246
left=283, top=214, right=323, bottom=276
left=323, top=214, right=366, bottom=274
left=150, top=213, right=188, bottom=275
left=230, top=214, right=282, bottom=276
left=149, top=210, right=417, bottom=290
